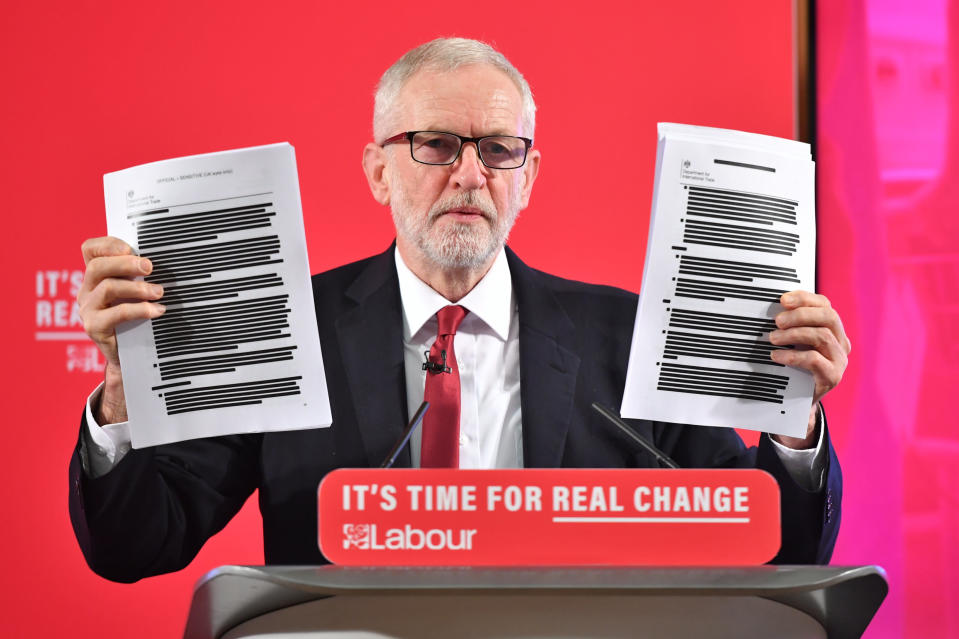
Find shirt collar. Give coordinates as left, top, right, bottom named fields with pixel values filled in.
left=394, top=246, right=514, bottom=342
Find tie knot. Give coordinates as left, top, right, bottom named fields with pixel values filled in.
left=437, top=305, right=468, bottom=336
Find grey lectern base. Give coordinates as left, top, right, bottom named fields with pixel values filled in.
left=183, top=566, right=887, bottom=639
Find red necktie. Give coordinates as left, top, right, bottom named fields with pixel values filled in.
left=421, top=305, right=468, bottom=468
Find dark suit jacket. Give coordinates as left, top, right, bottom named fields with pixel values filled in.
left=69, top=246, right=841, bottom=583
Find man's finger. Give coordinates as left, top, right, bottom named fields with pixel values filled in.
left=83, top=302, right=166, bottom=341
left=775, top=306, right=842, bottom=336
left=78, top=255, right=153, bottom=303
left=771, top=348, right=843, bottom=400
left=82, top=278, right=164, bottom=312
left=780, top=290, right=831, bottom=310
left=770, top=326, right=847, bottom=367
left=775, top=302, right=851, bottom=354
left=81, top=236, right=135, bottom=265
left=86, top=254, right=153, bottom=287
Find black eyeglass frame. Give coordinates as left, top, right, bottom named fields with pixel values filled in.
left=381, top=130, right=534, bottom=169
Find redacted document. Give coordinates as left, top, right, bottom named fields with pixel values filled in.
left=104, top=143, right=331, bottom=448
left=621, top=124, right=815, bottom=438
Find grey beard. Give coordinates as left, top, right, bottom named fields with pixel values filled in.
left=422, top=219, right=501, bottom=269
left=392, top=189, right=519, bottom=270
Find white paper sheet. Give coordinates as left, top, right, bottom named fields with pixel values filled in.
left=621, top=124, right=816, bottom=438
left=104, top=143, right=331, bottom=448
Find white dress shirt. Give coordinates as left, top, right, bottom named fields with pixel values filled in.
left=82, top=246, right=825, bottom=489
left=395, top=247, right=522, bottom=468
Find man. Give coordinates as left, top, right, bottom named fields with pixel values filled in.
left=71, top=38, right=849, bottom=583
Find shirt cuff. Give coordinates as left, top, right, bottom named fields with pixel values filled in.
left=766, top=406, right=826, bottom=492
left=80, top=382, right=133, bottom=478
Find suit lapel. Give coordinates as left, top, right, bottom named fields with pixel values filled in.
left=333, top=245, right=581, bottom=469
left=334, top=247, right=411, bottom=468
left=507, top=248, right=581, bottom=468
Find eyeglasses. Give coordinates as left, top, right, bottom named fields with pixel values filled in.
left=381, top=131, right=533, bottom=169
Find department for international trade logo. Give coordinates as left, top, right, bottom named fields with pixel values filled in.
left=343, top=524, right=371, bottom=549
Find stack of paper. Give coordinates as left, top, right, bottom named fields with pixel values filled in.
left=621, top=124, right=815, bottom=438
left=104, top=143, right=332, bottom=448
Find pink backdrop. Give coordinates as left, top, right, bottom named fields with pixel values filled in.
left=1, top=1, right=951, bottom=636
left=818, top=0, right=959, bottom=636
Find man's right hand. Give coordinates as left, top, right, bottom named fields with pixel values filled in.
left=78, top=236, right=166, bottom=424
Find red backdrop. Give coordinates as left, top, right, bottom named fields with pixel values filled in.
left=3, top=1, right=933, bottom=637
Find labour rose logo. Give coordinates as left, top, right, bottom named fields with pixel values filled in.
left=343, top=524, right=370, bottom=549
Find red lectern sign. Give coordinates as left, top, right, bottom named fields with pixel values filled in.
left=318, top=469, right=781, bottom=566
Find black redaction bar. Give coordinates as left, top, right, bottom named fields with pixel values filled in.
left=668, top=308, right=778, bottom=336
left=154, top=294, right=289, bottom=322
left=136, top=211, right=273, bottom=240
left=713, top=158, right=776, bottom=173
left=138, top=215, right=275, bottom=250
left=663, top=330, right=789, bottom=366
left=674, top=278, right=786, bottom=303
left=162, top=376, right=302, bottom=415
left=678, top=255, right=799, bottom=283
left=144, top=235, right=280, bottom=262
left=158, top=346, right=297, bottom=381
left=135, top=203, right=273, bottom=229
left=688, top=185, right=797, bottom=208
left=683, top=220, right=799, bottom=256
left=158, top=273, right=284, bottom=305
left=686, top=185, right=798, bottom=227
left=656, top=362, right=789, bottom=404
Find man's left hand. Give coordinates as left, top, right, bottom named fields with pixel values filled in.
left=768, top=290, right=851, bottom=449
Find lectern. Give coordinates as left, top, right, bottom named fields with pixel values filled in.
left=183, top=565, right=887, bottom=639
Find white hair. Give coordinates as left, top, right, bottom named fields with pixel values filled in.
left=373, top=37, right=536, bottom=143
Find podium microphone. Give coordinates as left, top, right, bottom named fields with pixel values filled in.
left=591, top=402, right=681, bottom=469
left=380, top=401, right=430, bottom=468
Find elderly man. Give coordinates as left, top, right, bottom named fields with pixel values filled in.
left=70, top=38, right=848, bottom=583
